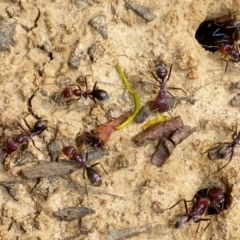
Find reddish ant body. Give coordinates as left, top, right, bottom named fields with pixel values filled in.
left=153, top=62, right=185, bottom=113
left=62, top=146, right=106, bottom=186
left=170, top=186, right=230, bottom=236
left=1, top=119, right=48, bottom=162
left=60, top=81, right=109, bottom=103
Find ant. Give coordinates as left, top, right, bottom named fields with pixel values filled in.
left=218, top=43, right=240, bottom=62
left=195, top=11, right=240, bottom=53
left=51, top=80, right=109, bottom=115
left=59, top=81, right=109, bottom=104
left=208, top=126, right=240, bottom=174
left=1, top=118, right=48, bottom=162
left=62, top=146, right=109, bottom=186
left=169, top=186, right=230, bottom=237
left=152, top=61, right=186, bottom=113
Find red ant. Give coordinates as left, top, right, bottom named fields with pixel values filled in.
left=1, top=118, right=48, bottom=162
left=152, top=61, right=186, bottom=113
left=62, top=146, right=109, bottom=186
left=51, top=80, right=109, bottom=115
left=208, top=127, right=240, bottom=174
left=169, top=186, right=230, bottom=237
left=59, top=81, right=109, bottom=104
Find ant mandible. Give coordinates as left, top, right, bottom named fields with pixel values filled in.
left=2, top=118, right=48, bottom=162
left=62, top=146, right=109, bottom=186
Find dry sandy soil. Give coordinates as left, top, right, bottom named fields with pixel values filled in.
left=1, top=0, right=240, bottom=240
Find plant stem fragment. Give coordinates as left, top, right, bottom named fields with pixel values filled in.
left=116, top=65, right=141, bottom=129
left=142, top=116, right=167, bottom=130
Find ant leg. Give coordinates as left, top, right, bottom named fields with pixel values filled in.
left=16, top=121, right=28, bottom=133
left=30, top=139, right=44, bottom=154
left=51, top=106, right=61, bottom=117
left=167, top=87, right=187, bottom=96
left=92, top=81, right=98, bottom=91
left=231, top=125, right=238, bottom=140
left=165, top=64, right=173, bottom=83
left=168, top=199, right=192, bottom=215
left=27, top=88, right=41, bottom=120
left=82, top=169, right=90, bottom=207
left=23, top=117, right=32, bottom=131
left=195, top=218, right=211, bottom=239
left=166, top=90, right=175, bottom=99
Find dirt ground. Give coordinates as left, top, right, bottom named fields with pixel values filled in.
left=1, top=0, right=240, bottom=240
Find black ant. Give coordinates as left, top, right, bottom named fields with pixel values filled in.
left=208, top=127, right=240, bottom=174
left=1, top=118, right=48, bottom=162
left=152, top=61, right=186, bottom=113
left=169, top=186, right=230, bottom=237
left=62, top=146, right=109, bottom=186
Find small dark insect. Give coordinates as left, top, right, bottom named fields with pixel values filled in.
left=62, top=146, right=108, bottom=186
left=208, top=127, right=240, bottom=174
left=169, top=185, right=232, bottom=236
left=1, top=118, right=48, bottom=162
left=152, top=62, right=186, bottom=113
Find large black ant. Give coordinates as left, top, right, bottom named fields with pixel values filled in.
left=169, top=186, right=231, bottom=237
left=208, top=127, right=240, bottom=174
left=62, top=146, right=109, bottom=186
left=1, top=118, right=48, bottom=162
left=152, top=61, right=186, bottom=113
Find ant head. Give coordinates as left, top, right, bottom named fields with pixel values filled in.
left=33, top=120, right=48, bottom=131
left=174, top=215, right=190, bottom=229
left=91, top=89, right=109, bottom=102
left=62, top=146, right=76, bottom=157
left=155, top=62, right=168, bottom=81
left=208, top=187, right=225, bottom=204
left=86, top=167, right=102, bottom=186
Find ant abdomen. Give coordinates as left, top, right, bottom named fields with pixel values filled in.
left=91, top=89, right=109, bottom=102
left=33, top=120, right=48, bottom=132
left=87, top=167, right=102, bottom=186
